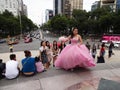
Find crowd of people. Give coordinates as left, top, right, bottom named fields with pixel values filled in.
left=0, top=40, right=66, bottom=79
left=0, top=28, right=115, bottom=80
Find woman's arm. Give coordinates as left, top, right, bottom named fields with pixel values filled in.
left=64, top=35, right=71, bottom=42
left=39, top=51, right=42, bottom=61
left=78, top=35, right=83, bottom=44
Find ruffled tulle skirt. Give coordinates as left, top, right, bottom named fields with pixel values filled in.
left=55, top=44, right=96, bottom=70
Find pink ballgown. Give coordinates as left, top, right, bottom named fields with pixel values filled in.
left=55, top=38, right=96, bottom=70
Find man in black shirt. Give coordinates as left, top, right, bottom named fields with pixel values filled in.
left=0, top=59, right=5, bottom=79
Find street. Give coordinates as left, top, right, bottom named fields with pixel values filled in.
left=0, top=29, right=58, bottom=53
left=0, top=29, right=120, bottom=53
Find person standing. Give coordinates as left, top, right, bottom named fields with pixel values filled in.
left=39, top=41, right=49, bottom=69
left=46, top=41, right=53, bottom=65
left=100, top=43, right=106, bottom=57
left=5, top=54, right=19, bottom=79
left=108, top=41, right=114, bottom=58
left=9, top=44, right=13, bottom=53
left=97, top=43, right=105, bottom=63
left=86, top=42, right=91, bottom=51
left=91, top=43, right=97, bottom=59
left=52, top=40, right=59, bottom=67
left=55, top=28, right=95, bottom=70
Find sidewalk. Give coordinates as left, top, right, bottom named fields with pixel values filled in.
left=0, top=50, right=120, bottom=66
left=0, top=50, right=120, bottom=90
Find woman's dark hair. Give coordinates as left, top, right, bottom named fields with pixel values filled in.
left=101, top=43, right=105, bottom=47
left=53, top=40, right=58, bottom=50
left=0, top=59, right=3, bottom=63
left=24, top=50, right=31, bottom=57
left=10, top=54, right=16, bottom=60
left=40, top=41, right=44, bottom=46
left=35, top=57, right=40, bottom=62
left=59, top=42, right=66, bottom=51
left=71, top=27, right=78, bottom=38
left=46, top=41, right=50, bottom=49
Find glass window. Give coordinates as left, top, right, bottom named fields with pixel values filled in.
left=5, top=0, right=8, bottom=4
left=13, top=3, right=15, bottom=8
left=10, top=2, right=12, bottom=8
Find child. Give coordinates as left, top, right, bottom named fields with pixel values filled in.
left=9, top=44, right=13, bottom=53
left=35, top=57, right=45, bottom=73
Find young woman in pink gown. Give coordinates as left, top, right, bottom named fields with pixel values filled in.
left=55, top=28, right=96, bottom=70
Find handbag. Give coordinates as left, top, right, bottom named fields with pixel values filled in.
left=97, top=56, right=105, bottom=63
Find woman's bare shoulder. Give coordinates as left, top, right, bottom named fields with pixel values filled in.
left=77, top=34, right=81, bottom=37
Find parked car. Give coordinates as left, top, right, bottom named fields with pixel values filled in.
left=0, top=39, right=6, bottom=44
left=24, top=37, right=33, bottom=43
left=105, top=43, right=119, bottom=48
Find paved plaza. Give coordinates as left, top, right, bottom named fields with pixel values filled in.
left=0, top=50, right=120, bottom=90
left=0, top=31, right=120, bottom=90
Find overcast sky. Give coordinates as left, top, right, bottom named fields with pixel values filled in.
left=23, top=0, right=99, bottom=25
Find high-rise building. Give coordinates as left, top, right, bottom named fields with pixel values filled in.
left=45, top=9, right=53, bottom=22
left=100, top=0, right=120, bottom=12
left=100, top=0, right=117, bottom=12
left=0, top=0, right=27, bottom=16
left=53, top=0, right=63, bottom=15
left=23, top=4, right=27, bottom=16
left=53, top=0, right=83, bottom=17
left=62, top=0, right=71, bottom=17
left=116, top=0, right=120, bottom=11
left=91, top=1, right=100, bottom=11
left=69, top=0, right=83, bottom=11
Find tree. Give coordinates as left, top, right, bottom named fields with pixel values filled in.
left=0, top=10, right=37, bottom=38
left=41, top=6, right=120, bottom=36
left=72, top=9, right=89, bottom=34
left=50, top=15, right=68, bottom=35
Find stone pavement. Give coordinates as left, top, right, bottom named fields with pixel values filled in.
left=0, top=50, right=120, bottom=90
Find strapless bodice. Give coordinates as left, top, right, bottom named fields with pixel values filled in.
left=71, top=38, right=79, bottom=44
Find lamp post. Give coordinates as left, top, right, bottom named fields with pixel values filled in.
left=17, top=0, right=22, bottom=39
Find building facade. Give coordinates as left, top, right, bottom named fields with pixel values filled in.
left=53, top=0, right=63, bottom=15
left=45, top=9, right=53, bottom=22
left=23, top=4, right=27, bottom=16
left=116, top=0, right=120, bottom=11
left=100, top=0, right=117, bottom=12
left=53, top=0, right=83, bottom=17
left=91, top=1, right=100, bottom=11
left=100, top=0, right=120, bottom=12
left=0, top=0, right=27, bottom=16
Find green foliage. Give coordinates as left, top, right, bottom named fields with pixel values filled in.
left=0, top=10, right=37, bottom=38
left=42, top=7, right=120, bottom=36
left=51, top=15, right=68, bottom=33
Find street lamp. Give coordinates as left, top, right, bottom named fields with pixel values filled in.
left=17, top=0, right=22, bottom=39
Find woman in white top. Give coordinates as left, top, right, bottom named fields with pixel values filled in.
left=39, top=41, right=49, bottom=69
left=46, top=41, right=53, bottom=65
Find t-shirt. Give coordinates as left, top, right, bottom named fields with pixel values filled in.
left=22, top=57, right=36, bottom=73
left=35, top=62, right=44, bottom=73
left=5, top=60, right=19, bottom=79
